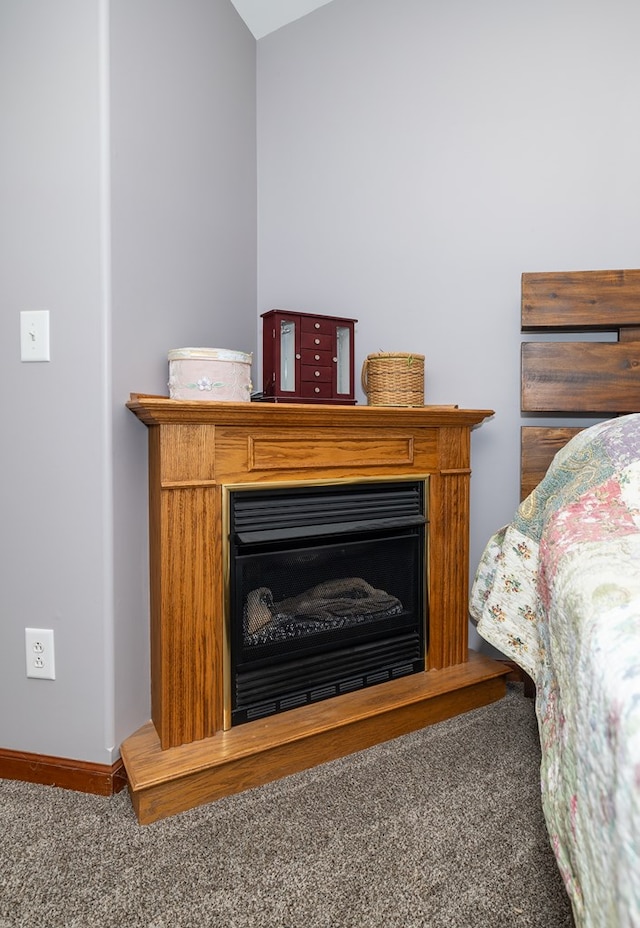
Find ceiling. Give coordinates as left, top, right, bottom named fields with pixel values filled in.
left=229, top=0, right=334, bottom=39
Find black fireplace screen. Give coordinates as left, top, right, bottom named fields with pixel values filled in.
left=227, top=479, right=428, bottom=725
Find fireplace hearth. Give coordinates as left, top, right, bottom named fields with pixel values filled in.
left=227, top=479, right=427, bottom=725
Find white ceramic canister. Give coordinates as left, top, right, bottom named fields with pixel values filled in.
left=168, top=348, right=253, bottom=402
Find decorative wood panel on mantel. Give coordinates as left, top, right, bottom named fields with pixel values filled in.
left=122, top=394, right=509, bottom=823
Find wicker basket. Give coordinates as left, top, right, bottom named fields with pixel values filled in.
left=361, top=352, right=425, bottom=407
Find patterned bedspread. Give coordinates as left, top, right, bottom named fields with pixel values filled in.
left=470, top=414, right=640, bottom=928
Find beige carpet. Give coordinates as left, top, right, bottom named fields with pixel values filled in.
left=0, top=685, right=574, bottom=928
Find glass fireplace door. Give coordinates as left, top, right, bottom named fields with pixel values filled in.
left=226, top=479, right=428, bottom=726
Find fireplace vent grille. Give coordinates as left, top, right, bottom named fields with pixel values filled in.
left=232, top=481, right=426, bottom=544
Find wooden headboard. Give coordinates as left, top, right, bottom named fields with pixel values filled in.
left=520, top=269, right=640, bottom=500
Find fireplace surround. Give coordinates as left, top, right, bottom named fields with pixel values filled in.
left=121, top=395, right=509, bottom=824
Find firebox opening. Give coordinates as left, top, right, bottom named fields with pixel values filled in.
left=226, top=478, right=428, bottom=727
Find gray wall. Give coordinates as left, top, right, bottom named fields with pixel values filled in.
left=0, top=0, right=256, bottom=764
left=2, top=0, right=638, bottom=767
left=109, top=0, right=256, bottom=754
left=257, top=0, right=640, bottom=650
left=1, top=0, right=109, bottom=762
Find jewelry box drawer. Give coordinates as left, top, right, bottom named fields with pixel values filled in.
left=300, top=316, right=335, bottom=336
left=299, top=381, right=333, bottom=398
left=301, top=366, right=332, bottom=383
left=301, top=332, right=332, bottom=351
left=300, top=348, right=333, bottom=366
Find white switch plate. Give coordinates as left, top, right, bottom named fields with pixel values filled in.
left=20, top=310, right=50, bottom=362
left=25, top=628, right=56, bottom=680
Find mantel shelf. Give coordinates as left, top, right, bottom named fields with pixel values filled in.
left=127, top=393, right=494, bottom=429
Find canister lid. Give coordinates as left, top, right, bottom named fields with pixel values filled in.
left=168, top=347, right=252, bottom=364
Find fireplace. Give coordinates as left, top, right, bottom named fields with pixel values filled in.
left=121, top=395, right=510, bottom=824
left=226, top=478, right=427, bottom=726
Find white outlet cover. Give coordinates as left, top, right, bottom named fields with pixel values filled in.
left=25, top=627, right=56, bottom=680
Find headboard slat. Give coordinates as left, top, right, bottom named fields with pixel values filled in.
left=522, top=269, right=640, bottom=329
left=521, top=342, right=640, bottom=412
left=520, top=427, right=582, bottom=501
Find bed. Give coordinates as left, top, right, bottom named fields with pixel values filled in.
left=469, top=269, right=640, bottom=928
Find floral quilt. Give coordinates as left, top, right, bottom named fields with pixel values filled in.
left=470, top=414, right=640, bottom=928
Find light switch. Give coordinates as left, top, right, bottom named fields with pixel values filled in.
left=21, top=310, right=50, bottom=362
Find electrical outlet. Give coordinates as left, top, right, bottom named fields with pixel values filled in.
left=25, top=628, right=56, bottom=680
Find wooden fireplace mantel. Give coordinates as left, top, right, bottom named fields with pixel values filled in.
left=121, top=394, right=508, bottom=823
